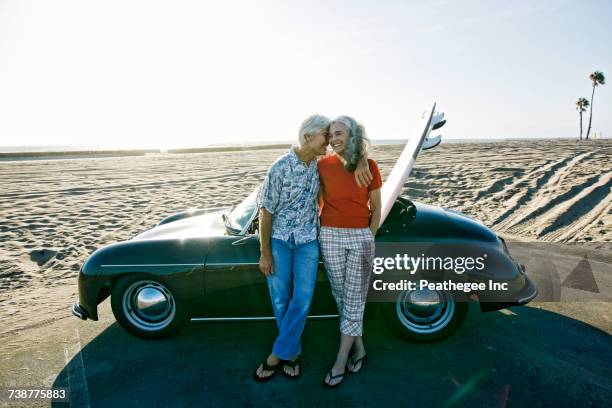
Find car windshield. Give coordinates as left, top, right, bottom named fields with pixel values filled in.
left=226, top=186, right=260, bottom=233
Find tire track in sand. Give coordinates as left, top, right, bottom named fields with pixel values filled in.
left=537, top=171, right=612, bottom=241
left=490, top=151, right=596, bottom=228
left=497, top=150, right=599, bottom=230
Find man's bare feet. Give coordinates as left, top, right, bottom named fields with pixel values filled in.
left=283, top=356, right=300, bottom=378
left=254, top=354, right=280, bottom=381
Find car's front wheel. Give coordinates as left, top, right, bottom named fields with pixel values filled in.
left=111, top=275, right=186, bottom=339
left=383, top=288, right=468, bottom=342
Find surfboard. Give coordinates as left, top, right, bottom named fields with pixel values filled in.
left=379, top=103, right=444, bottom=225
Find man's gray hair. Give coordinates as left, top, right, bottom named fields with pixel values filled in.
left=298, top=114, right=331, bottom=146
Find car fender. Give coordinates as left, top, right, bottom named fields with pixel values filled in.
left=79, top=238, right=209, bottom=320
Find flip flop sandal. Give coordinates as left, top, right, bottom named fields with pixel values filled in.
left=253, top=359, right=280, bottom=382
left=347, top=353, right=367, bottom=374
left=282, top=357, right=301, bottom=379
left=322, top=368, right=345, bottom=388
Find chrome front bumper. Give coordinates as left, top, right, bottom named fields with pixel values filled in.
left=516, top=273, right=538, bottom=305
left=479, top=268, right=538, bottom=312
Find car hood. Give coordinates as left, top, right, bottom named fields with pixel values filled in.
left=132, top=209, right=227, bottom=241
left=442, top=207, right=498, bottom=242
left=400, top=201, right=497, bottom=242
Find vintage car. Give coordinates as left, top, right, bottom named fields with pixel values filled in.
left=72, top=106, right=537, bottom=342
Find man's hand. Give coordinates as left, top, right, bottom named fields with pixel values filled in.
left=354, top=159, right=373, bottom=188
left=259, top=208, right=274, bottom=276
left=259, top=251, right=274, bottom=276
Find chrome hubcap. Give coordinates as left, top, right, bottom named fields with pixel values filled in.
left=123, top=280, right=176, bottom=331
left=396, top=288, right=455, bottom=334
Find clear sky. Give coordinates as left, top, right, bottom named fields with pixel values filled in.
left=1, top=0, right=610, bottom=149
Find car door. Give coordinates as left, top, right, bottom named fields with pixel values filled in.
left=201, top=235, right=272, bottom=317
left=201, top=233, right=338, bottom=318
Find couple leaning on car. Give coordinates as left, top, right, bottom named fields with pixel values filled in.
left=254, top=114, right=382, bottom=388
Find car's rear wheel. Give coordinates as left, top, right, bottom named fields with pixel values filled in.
left=111, top=275, right=186, bottom=339
left=383, top=288, right=468, bottom=342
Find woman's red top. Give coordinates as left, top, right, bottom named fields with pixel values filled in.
left=318, top=155, right=382, bottom=228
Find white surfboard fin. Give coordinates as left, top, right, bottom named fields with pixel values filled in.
left=431, top=112, right=445, bottom=129
left=422, top=134, right=442, bottom=150
left=432, top=119, right=446, bottom=130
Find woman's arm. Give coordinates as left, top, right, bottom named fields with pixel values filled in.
left=368, top=188, right=382, bottom=236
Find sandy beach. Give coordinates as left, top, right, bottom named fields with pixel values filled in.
left=1, top=140, right=610, bottom=319
left=0, top=140, right=610, bottom=405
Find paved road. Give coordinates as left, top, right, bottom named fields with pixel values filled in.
left=1, top=300, right=609, bottom=407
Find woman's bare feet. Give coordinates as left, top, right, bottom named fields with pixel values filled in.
left=347, top=341, right=366, bottom=373
left=323, top=353, right=348, bottom=387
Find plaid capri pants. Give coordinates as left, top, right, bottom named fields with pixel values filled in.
left=319, top=226, right=375, bottom=336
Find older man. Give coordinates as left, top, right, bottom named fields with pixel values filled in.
left=254, top=114, right=372, bottom=381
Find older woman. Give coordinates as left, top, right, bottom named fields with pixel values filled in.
left=318, top=116, right=382, bottom=388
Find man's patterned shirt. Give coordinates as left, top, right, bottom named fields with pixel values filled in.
left=258, top=148, right=319, bottom=245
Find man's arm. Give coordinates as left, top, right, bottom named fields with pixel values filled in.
left=318, top=183, right=324, bottom=209
left=368, top=188, right=382, bottom=235
left=259, top=208, right=274, bottom=276
left=258, top=160, right=282, bottom=277
left=354, top=156, right=373, bottom=188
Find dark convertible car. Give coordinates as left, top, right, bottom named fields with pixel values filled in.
left=72, top=106, right=537, bottom=342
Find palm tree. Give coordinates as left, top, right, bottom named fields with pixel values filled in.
left=585, top=71, right=605, bottom=140
left=575, top=97, right=589, bottom=140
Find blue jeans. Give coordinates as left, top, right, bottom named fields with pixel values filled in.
left=267, top=237, right=319, bottom=360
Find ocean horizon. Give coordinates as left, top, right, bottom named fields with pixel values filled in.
left=0, top=136, right=596, bottom=154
